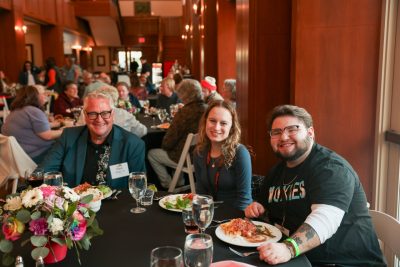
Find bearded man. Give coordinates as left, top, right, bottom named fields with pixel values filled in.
left=245, top=105, right=386, bottom=266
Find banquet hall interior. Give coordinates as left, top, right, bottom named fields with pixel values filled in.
left=0, top=0, right=400, bottom=265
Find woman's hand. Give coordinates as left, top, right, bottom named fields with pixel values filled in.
left=244, top=202, right=265, bottom=218
left=257, top=242, right=292, bottom=265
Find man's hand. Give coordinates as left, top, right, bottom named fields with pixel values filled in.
left=244, top=202, right=265, bottom=218
left=257, top=242, right=292, bottom=265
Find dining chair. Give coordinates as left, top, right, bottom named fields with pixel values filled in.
left=369, top=209, right=400, bottom=263
left=0, top=134, right=37, bottom=194
left=0, top=96, right=10, bottom=122
left=167, top=133, right=198, bottom=193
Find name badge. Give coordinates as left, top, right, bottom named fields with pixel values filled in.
left=274, top=223, right=290, bottom=237
left=109, top=162, right=129, bottom=179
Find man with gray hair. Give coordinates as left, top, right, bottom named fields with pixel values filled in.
left=39, top=91, right=146, bottom=189
left=148, top=79, right=206, bottom=188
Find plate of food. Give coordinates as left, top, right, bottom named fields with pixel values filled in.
left=158, top=193, right=194, bottom=212
left=215, top=218, right=282, bottom=247
left=156, top=122, right=170, bottom=129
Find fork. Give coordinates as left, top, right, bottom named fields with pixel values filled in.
left=229, top=247, right=258, bottom=257
left=212, top=219, right=231, bottom=224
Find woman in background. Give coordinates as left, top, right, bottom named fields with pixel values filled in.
left=1, top=85, right=63, bottom=163
left=194, top=100, right=252, bottom=210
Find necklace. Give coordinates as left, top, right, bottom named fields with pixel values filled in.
left=282, top=175, right=298, bottom=186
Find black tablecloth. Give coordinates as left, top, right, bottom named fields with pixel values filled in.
left=20, top=192, right=311, bottom=267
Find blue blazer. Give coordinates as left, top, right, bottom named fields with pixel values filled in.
left=40, top=125, right=146, bottom=189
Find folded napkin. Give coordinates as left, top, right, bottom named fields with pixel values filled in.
left=210, top=260, right=257, bottom=267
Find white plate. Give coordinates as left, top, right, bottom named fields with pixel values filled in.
left=215, top=220, right=282, bottom=247
left=158, top=194, right=191, bottom=212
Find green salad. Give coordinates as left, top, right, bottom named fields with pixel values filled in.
left=164, top=194, right=193, bottom=210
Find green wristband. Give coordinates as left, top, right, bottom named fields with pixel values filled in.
left=285, top=238, right=300, bottom=257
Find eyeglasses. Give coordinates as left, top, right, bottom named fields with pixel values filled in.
left=85, top=110, right=113, bottom=120
left=269, top=125, right=301, bottom=138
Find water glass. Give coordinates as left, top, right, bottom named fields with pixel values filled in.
left=43, top=171, right=63, bottom=187
left=140, top=189, right=155, bottom=206
left=128, top=172, right=147, bottom=213
left=184, top=234, right=213, bottom=267
left=182, top=208, right=199, bottom=234
left=192, top=195, right=214, bottom=233
left=150, top=246, right=183, bottom=267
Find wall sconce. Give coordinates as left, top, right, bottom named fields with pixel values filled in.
left=83, top=47, right=92, bottom=52
left=15, top=25, right=27, bottom=34
left=181, top=34, right=187, bottom=40
left=71, top=45, right=82, bottom=50
left=185, top=24, right=190, bottom=32
left=193, top=0, right=201, bottom=16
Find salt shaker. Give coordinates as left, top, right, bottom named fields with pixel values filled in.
left=15, top=256, right=23, bottom=267
left=35, top=256, right=45, bottom=267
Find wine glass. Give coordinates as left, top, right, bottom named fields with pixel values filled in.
left=158, top=109, right=168, bottom=123
left=192, top=195, right=214, bottom=233
left=184, top=234, right=213, bottom=267
left=128, top=172, right=147, bottom=213
left=71, top=106, right=82, bottom=124
left=150, top=246, right=183, bottom=267
left=43, top=171, right=63, bottom=187
left=25, top=168, right=44, bottom=188
left=143, top=100, right=150, bottom=116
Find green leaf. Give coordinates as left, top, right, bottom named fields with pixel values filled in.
left=66, top=237, right=73, bottom=249
left=66, top=202, right=78, bottom=217
left=80, top=194, right=93, bottom=204
left=31, top=246, right=49, bottom=260
left=79, top=235, right=91, bottom=250
left=51, top=237, right=66, bottom=246
left=31, top=211, right=41, bottom=220
left=16, top=209, right=31, bottom=223
left=2, top=253, right=14, bottom=266
left=31, top=235, right=48, bottom=247
left=0, top=239, right=13, bottom=253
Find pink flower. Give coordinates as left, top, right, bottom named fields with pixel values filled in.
left=70, top=211, right=87, bottom=241
left=2, top=218, right=25, bottom=241
left=39, top=185, right=57, bottom=198
left=29, top=218, right=48, bottom=235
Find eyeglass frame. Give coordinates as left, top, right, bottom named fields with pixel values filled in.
left=269, top=125, right=301, bottom=139
left=84, top=109, right=113, bottom=120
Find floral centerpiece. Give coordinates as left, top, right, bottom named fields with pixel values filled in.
left=0, top=184, right=105, bottom=266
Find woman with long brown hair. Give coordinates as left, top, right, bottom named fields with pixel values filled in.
left=1, top=85, right=63, bottom=163
left=194, top=100, right=252, bottom=210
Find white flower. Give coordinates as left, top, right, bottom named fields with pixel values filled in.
left=21, top=188, right=43, bottom=208
left=63, top=187, right=80, bottom=202
left=49, top=218, right=64, bottom=235
left=80, top=188, right=103, bottom=202
left=4, top=196, right=22, bottom=211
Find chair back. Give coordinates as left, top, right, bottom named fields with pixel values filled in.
left=0, top=134, right=37, bottom=193
left=0, top=96, right=10, bottom=122
left=168, top=133, right=198, bottom=193
left=369, top=209, right=400, bottom=257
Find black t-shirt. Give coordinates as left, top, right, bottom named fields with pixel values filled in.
left=259, top=144, right=386, bottom=266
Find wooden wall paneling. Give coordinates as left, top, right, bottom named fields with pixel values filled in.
left=237, top=0, right=292, bottom=175
left=162, top=36, right=185, bottom=64
left=123, top=17, right=160, bottom=35
left=291, top=0, right=382, bottom=199
left=41, top=25, right=64, bottom=66
left=163, top=17, right=183, bottom=36
left=0, top=0, right=12, bottom=10
left=202, top=0, right=217, bottom=80
left=0, top=3, right=26, bottom=82
left=23, top=0, right=57, bottom=24
left=217, top=0, right=236, bottom=91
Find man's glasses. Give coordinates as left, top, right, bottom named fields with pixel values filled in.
left=269, top=125, right=301, bottom=138
left=85, top=110, right=113, bottom=120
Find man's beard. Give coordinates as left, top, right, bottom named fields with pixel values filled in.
left=274, top=135, right=313, bottom=162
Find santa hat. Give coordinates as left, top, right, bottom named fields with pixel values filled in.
left=201, top=76, right=217, bottom=92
